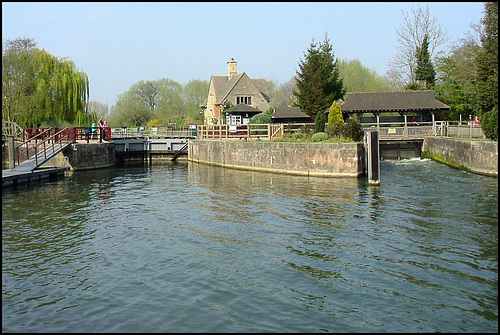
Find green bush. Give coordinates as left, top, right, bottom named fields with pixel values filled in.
left=291, top=132, right=306, bottom=141
left=480, top=106, right=498, bottom=141
left=315, top=111, right=327, bottom=133
left=325, top=119, right=363, bottom=141
left=345, top=118, right=364, bottom=141
left=311, top=132, right=328, bottom=142
left=325, top=122, right=347, bottom=138
left=278, top=130, right=311, bottom=142
left=250, top=112, right=272, bottom=124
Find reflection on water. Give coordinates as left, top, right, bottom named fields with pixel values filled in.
left=2, top=159, right=498, bottom=332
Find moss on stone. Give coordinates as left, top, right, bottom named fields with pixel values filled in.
left=421, top=150, right=474, bottom=173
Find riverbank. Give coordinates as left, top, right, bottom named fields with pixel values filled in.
left=3, top=137, right=497, bottom=178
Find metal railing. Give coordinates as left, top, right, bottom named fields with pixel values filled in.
left=73, top=127, right=111, bottom=142
left=434, top=121, right=484, bottom=139
left=361, top=122, right=435, bottom=138
left=23, top=127, right=54, bottom=142
left=109, top=126, right=196, bottom=138
left=15, top=127, right=74, bottom=168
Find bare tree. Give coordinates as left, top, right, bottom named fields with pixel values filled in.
left=3, top=37, right=37, bottom=52
left=387, top=4, right=449, bottom=87
left=135, top=81, right=159, bottom=111
left=88, top=101, right=110, bottom=119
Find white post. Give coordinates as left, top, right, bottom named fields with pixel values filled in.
left=404, top=114, right=408, bottom=137
left=432, top=113, right=436, bottom=135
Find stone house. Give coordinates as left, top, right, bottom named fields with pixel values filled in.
left=201, top=58, right=271, bottom=125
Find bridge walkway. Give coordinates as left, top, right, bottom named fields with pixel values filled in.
left=2, top=143, right=71, bottom=187
left=2, top=128, right=73, bottom=187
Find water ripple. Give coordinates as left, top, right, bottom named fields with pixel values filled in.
left=2, top=160, right=497, bottom=332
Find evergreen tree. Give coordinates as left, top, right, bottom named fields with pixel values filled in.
left=293, top=33, right=344, bottom=118
left=475, top=2, right=498, bottom=140
left=328, top=101, right=343, bottom=125
left=314, top=110, right=327, bottom=133
left=414, top=34, right=436, bottom=89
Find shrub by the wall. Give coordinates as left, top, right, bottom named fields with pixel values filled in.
left=311, top=132, right=328, bottom=142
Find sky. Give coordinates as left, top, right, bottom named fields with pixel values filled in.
left=2, top=2, right=486, bottom=108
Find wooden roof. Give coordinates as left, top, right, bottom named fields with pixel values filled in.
left=339, top=91, right=450, bottom=113
left=271, top=107, right=311, bottom=120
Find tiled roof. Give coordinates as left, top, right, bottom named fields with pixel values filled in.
left=211, top=72, right=270, bottom=105
left=224, top=103, right=261, bottom=113
left=272, top=107, right=310, bottom=119
left=340, top=91, right=450, bottom=112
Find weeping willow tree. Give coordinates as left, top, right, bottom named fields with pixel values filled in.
left=2, top=38, right=90, bottom=128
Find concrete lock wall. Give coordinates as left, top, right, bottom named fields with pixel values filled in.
left=2, top=142, right=115, bottom=171
left=188, top=140, right=365, bottom=178
left=422, top=137, right=498, bottom=177
left=58, top=143, right=115, bottom=170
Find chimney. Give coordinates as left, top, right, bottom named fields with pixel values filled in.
left=227, top=58, right=237, bottom=79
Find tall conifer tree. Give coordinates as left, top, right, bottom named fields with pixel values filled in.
left=293, top=34, right=344, bottom=118
left=415, top=34, right=436, bottom=89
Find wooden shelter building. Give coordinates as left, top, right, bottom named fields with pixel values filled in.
left=271, top=107, right=313, bottom=124
left=339, top=91, right=450, bottom=127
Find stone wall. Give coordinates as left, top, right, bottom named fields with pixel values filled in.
left=422, top=137, right=498, bottom=177
left=188, top=140, right=365, bottom=178
left=62, top=142, right=115, bottom=170
left=3, top=142, right=115, bottom=171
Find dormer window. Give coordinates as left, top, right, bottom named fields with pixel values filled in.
left=237, top=96, right=252, bottom=105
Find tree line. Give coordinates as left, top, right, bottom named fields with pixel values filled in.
left=108, top=78, right=209, bottom=128
left=2, top=38, right=91, bottom=128
left=290, top=2, right=497, bottom=140
left=2, top=3, right=497, bottom=140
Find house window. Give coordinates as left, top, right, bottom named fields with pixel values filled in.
left=237, top=96, right=252, bottom=105
left=229, top=115, right=242, bottom=125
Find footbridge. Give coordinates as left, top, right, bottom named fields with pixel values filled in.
left=364, top=123, right=432, bottom=160
left=3, top=126, right=73, bottom=187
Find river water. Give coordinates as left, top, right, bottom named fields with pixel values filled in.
left=2, top=158, right=498, bottom=332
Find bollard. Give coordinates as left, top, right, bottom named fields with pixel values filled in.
left=366, top=130, right=380, bottom=186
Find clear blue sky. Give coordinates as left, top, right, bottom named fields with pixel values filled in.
left=2, top=2, right=485, bottom=108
